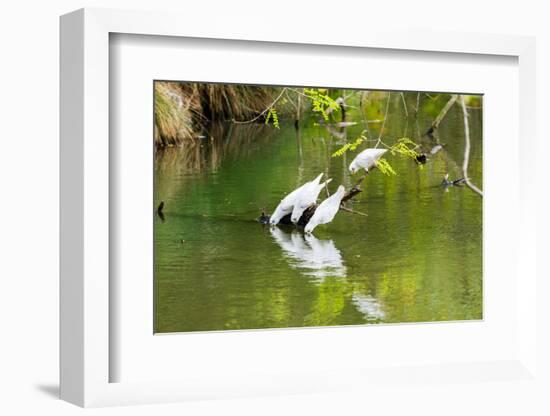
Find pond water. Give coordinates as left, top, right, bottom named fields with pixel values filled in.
left=154, top=94, right=483, bottom=333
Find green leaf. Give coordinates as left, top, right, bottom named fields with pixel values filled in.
left=331, top=134, right=366, bottom=158
left=265, top=107, right=280, bottom=129
left=376, top=158, right=397, bottom=176
left=389, top=137, right=420, bottom=160
left=303, top=88, right=340, bottom=121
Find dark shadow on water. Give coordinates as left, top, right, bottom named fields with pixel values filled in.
left=35, top=383, right=59, bottom=399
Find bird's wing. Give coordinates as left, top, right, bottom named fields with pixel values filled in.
left=283, top=173, right=323, bottom=208
left=356, top=151, right=376, bottom=165
left=292, top=184, right=313, bottom=211
left=312, top=194, right=338, bottom=225
left=291, top=202, right=306, bottom=221
left=356, top=148, right=387, bottom=167
left=305, top=182, right=326, bottom=206
left=319, top=186, right=346, bottom=223
left=270, top=202, right=290, bottom=223
left=280, top=183, right=308, bottom=210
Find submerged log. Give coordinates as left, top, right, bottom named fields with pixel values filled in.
left=259, top=182, right=368, bottom=227
left=276, top=205, right=317, bottom=227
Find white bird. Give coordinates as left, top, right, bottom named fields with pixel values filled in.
left=349, top=148, right=388, bottom=174
left=304, top=185, right=346, bottom=234
left=290, top=178, right=333, bottom=224
left=270, top=173, right=324, bottom=225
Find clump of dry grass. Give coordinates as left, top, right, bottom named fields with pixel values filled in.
left=154, top=82, right=199, bottom=146
left=154, top=81, right=280, bottom=147
left=191, top=83, right=277, bottom=122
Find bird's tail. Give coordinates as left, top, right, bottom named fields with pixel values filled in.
left=377, top=148, right=389, bottom=159
left=316, top=178, right=332, bottom=194
left=312, top=172, right=324, bottom=185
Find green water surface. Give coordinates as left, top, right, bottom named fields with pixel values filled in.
left=154, top=94, right=483, bottom=333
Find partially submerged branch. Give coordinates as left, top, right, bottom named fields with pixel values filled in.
left=459, top=96, right=483, bottom=197
left=426, top=94, right=457, bottom=135
left=269, top=172, right=369, bottom=227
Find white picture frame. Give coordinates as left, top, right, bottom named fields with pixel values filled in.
left=60, top=7, right=539, bottom=408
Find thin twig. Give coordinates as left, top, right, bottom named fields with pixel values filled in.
left=359, top=91, right=371, bottom=139
left=459, top=95, right=483, bottom=197
left=400, top=92, right=409, bottom=137
left=339, top=206, right=368, bottom=217
left=286, top=87, right=312, bottom=99
left=232, top=88, right=287, bottom=124
left=284, top=89, right=298, bottom=114
left=375, top=93, right=391, bottom=148
left=352, top=172, right=369, bottom=189
left=324, top=181, right=331, bottom=198
left=400, top=92, right=409, bottom=118
left=415, top=92, right=421, bottom=139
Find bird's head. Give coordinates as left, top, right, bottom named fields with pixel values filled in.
left=304, top=223, right=313, bottom=234
left=349, top=162, right=359, bottom=175
left=291, top=214, right=300, bottom=224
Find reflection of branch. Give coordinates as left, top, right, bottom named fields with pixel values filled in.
left=340, top=206, right=368, bottom=217
left=400, top=92, right=409, bottom=118
left=459, top=95, right=483, bottom=197
left=232, top=88, right=287, bottom=124
left=415, top=93, right=421, bottom=139
left=374, top=93, right=391, bottom=148
left=400, top=92, right=409, bottom=136
left=427, top=94, right=457, bottom=135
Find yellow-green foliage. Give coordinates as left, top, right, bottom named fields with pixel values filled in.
left=331, top=136, right=365, bottom=157
left=389, top=138, right=420, bottom=159
left=303, top=88, right=340, bottom=121
left=376, top=158, right=397, bottom=176
left=265, top=107, right=280, bottom=129
left=463, top=94, right=482, bottom=107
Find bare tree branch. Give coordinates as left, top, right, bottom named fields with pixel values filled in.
left=459, top=95, right=483, bottom=197
left=426, top=94, right=457, bottom=135
left=232, top=88, right=287, bottom=124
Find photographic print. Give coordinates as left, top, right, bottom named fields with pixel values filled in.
left=154, top=81, right=482, bottom=333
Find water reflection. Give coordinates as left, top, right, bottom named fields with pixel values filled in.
left=352, top=293, right=386, bottom=321
left=270, top=227, right=347, bottom=280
